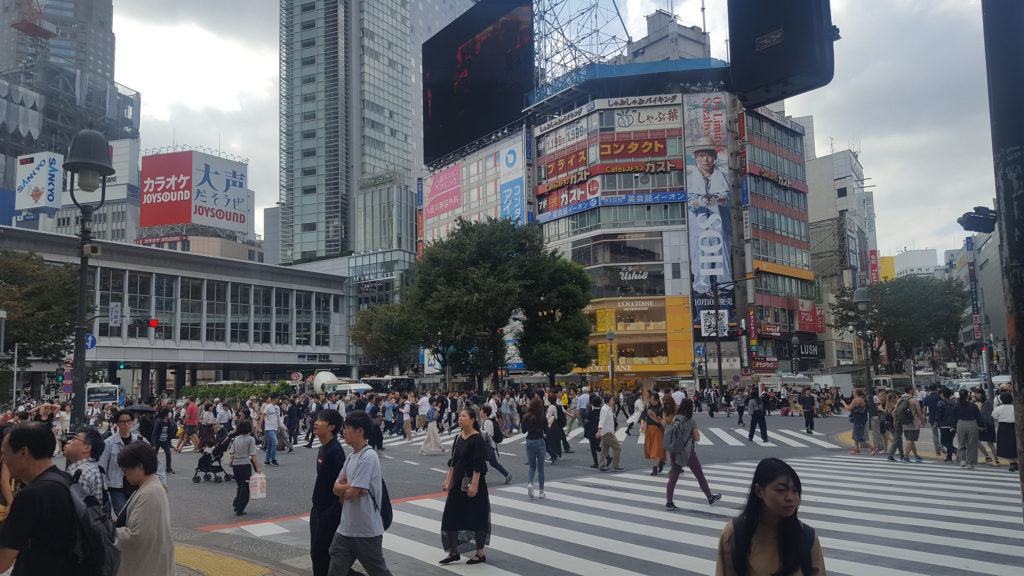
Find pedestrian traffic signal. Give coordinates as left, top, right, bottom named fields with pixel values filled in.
left=697, top=364, right=705, bottom=375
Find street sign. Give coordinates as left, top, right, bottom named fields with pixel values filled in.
left=290, top=371, right=302, bottom=381
left=63, top=358, right=73, bottom=369
left=695, top=345, right=706, bottom=357
left=110, top=302, right=122, bottom=327
left=85, top=334, right=96, bottom=350
left=63, top=371, right=72, bottom=381
left=690, top=362, right=696, bottom=368
left=733, top=375, right=741, bottom=383
left=62, top=383, right=72, bottom=394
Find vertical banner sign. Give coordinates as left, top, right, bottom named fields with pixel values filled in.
left=966, top=237, right=981, bottom=340
left=15, top=152, right=63, bottom=211
left=499, top=137, right=525, bottom=224
left=869, top=250, right=880, bottom=284
left=684, top=93, right=734, bottom=333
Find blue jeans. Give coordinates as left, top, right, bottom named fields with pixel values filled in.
left=108, top=488, right=130, bottom=518
left=526, top=438, right=545, bottom=489
left=264, top=429, right=278, bottom=462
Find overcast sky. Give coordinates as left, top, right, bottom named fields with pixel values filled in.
left=112, top=0, right=992, bottom=261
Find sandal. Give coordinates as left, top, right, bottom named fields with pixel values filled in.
left=985, top=457, right=993, bottom=463
left=439, top=554, right=460, bottom=565
left=870, top=446, right=879, bottom=456
left=849, top=450, right=861, bottom=454
left=466, top=555, right=486, bottom=565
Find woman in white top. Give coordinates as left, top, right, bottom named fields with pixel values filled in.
left=992, top=392, right=1017, bottom=472
left=420, top=397, right=446, bottom=455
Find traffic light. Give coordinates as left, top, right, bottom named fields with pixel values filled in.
left=957, top=206, right=998, bottom=233
left=119, top=361, right=129, bottom=370
left=149, top=318, right=159, bottom=328
left=697, top=363, right=705, bottom=375
left=131, top=318, right=159, bottom=329
left=735, top=328, right=746, bottom=337
left=728, top=0, right=840, bottom=109
left=56, top=369, right=64, bottom=382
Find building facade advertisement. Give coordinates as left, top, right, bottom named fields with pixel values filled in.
left=140, top=151, right=253, bottom=234
left=15, top=152, right=63, bottom=211
left=189, top=152, right=252, bottom=234
left=684, top=92, right=734, bottom=332
left=599, top=138, right=667, bottom=160
left=753, top=358, right=778, bottom=371
left=545, top=149, right=588, bottom=178
left=140, top=152, right=192, bottom=227
left=869, top=250, right=879, bottom=284
left=611, top=105, right=681, bottom=131
left=797, top=299, right=817, bottom=332
left=537, top=119, right=588, bottom=156
left=532, top=93, right=682, bottom=136
left=499, top=138, right=526, bottom=225
left=536, top=191, right=686, bottom=223
left=423, top=163, right=462, bottom=219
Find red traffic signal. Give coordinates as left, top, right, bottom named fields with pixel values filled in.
left=735, top=328, right=746, bottom=337
left=148, top=318, right=159, bottom=328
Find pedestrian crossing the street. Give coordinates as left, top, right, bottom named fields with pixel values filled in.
left=204, top=454, right=1024, bottom=575
left=174, top=424, right=844, bottom=455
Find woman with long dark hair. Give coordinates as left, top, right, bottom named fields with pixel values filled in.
left=665, top=398, right=720, bottom=510
left=715, top=457, right=825, bottom=576
left=439, top=407, right=490, bottom=565
left=522, top=396, right=547, bottom=499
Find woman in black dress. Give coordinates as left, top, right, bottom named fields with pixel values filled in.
left=439, top=407, right=490, bottom=565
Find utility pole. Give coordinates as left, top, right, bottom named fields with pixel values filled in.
left=981, top=0, right=1024, bottom=522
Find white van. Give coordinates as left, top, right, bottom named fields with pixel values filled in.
left=322, top=380, right=372, bottom=397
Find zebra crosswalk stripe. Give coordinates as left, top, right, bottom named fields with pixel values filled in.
left=776, top=428, right=841, bottom=447
left=707, top=427, right=744, bottom=446
left=208, top=454, right=1024, bottom=575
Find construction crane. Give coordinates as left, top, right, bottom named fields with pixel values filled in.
left=10, top=0, right=55, bottom=39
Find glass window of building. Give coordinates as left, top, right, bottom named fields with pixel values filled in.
left=315, top=293, right=331, bottom=346
left=206, top=280, right=228, bottom=342
left=254, top=286, right=272, bottom=344
left=275, top=289, right=292, bottom=345
left=154, top=275, right=175, bottom=340
left=295, top=291, right=312, bottom=346
left=127, top=272, right=152, bottom=339
left=96, top=268, right=124, bottom=338
left=230, top=284, right=251, bottom=343
left=180, top=278, right=203, bottom=341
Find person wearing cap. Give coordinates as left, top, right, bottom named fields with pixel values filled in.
left=686, top=136, right=732, bottom=295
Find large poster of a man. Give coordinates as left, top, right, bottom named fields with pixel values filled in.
left=684, top=93, right=734, bottom=336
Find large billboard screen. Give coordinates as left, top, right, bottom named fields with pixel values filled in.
left=684, top=93, right=734, bottom=334
left=423, top=0, right=534, bottom=165
left=140, top=151, right=254, bottom=235
left=15, top=152, right=63, bottom=211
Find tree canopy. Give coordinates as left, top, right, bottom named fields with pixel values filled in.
left=830, top=275, right=969, bottom=368
left=0, top=250, right=78, bottom=370
left=401, top=218, right=593, bottom=391
left=350, top=302, right=421, bottom=376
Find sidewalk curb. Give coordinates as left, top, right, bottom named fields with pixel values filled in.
left=833, top=428, right=1006, bottom=466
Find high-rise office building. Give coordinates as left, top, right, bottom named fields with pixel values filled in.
left=278, top=0, right=474, bottom=264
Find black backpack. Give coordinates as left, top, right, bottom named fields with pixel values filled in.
left=40, top=469, right=121, bottom=576
left=369, top=474, right=393, bottom=531
left=555, top=403, right=567, bottom=428
left=408, top=401, right=419, bottom=420
left=490, top=417, right=505, bottom=444
left=896, top=398, right=915, bottom=425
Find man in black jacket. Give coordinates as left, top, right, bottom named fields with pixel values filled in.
left=800, top=388, right=817, bottom=434
left=309, top=409, right=360, bottom=576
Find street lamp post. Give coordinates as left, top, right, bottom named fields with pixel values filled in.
left=64, top=128, right=115, bottom=430
left=853, top=286, right=874, bottom=416
left=605, top=330, right=616, bottom=395
left=791, top=335, right=801, bottom=375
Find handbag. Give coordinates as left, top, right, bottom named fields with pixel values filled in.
left=249, top=472, right=267, bottom=500
left=460, top=477, right=472, bottom=492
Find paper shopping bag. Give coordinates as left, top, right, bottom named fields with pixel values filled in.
left=249, top=473, right=267, bottom=500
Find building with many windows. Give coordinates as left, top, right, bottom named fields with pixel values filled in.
left=0, top=226, right=348, bottom=397
left=739, top=106, right=819, bottom=372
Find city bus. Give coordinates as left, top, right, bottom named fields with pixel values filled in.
left=360, top=376, right=416, bottom=394
left=86, top=382, right=125, bottom=408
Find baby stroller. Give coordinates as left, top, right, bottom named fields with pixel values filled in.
left=192, top=435, right=233, bottom=483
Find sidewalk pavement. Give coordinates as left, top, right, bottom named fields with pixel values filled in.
left=834, top=428, right=1009, bottom=466
left=175, top=544, right=304, bottom=576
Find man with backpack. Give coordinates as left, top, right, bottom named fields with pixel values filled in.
left=329, top=410, right=392, bottom=576
left=0, top=422, right=79, bottom=574
left=63, top=428, right=106, bottom=502
left=887, top=386, right=925, bottom=463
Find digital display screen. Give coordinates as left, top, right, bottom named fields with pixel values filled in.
left=422, top=0, right=534, bottom=166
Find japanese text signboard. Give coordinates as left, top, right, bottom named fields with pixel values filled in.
left=140, top=151, right=254, bottom=235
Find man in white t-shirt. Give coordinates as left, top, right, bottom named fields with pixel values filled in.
left=262, top=394, right=282, bottom=466
left=416, top=393, right=430, bottom=431
left=328, top=411, right=391, bottom=575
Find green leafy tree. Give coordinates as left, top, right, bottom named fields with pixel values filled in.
left=0, top=250, right=77, bottom=372
left=406, top=219, right=551, bottom=391
left=830, top=276, right=969, bottom=371
left=515, top=255, right=594, bottom=386
left=350, top=302, right=421, bottom=375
